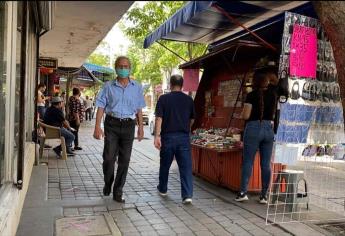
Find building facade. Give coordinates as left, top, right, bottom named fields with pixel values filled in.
left=0, top=2, right=54, bottom=235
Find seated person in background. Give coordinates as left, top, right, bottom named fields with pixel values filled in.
left=43, top=96, right=76, bottom=157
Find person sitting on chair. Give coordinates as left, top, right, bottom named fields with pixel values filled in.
left=43, top=96, right=76, bottom=157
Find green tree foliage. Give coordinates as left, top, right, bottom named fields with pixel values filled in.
left=120, top=1, right=207, bottom=85
left=86, top=53, right=110, bottom=67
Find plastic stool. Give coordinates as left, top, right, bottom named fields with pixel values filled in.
left=271, top=170, right=309, bottom=212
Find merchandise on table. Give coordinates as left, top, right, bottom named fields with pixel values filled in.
left=191, top=128, right=243, bottom=150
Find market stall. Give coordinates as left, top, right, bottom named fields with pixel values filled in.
left=180, top=40, right=283, bottom=192
left=144, top=1, right=344, bottom=195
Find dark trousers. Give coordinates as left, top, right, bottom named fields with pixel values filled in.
left=103, top=116, right=135, bottom=196
left=85, top=108, right=92, bottom=121
left=69, top=120, right=80, bottom=147
left=158, top=132, right=193, bottom=199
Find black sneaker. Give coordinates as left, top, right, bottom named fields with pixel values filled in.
left=259, top=195, right=268, bottom=204
left=74, top=146, right=83, bottom=151
left=235, top=192, right=249, bottom=202
left=52, top=147, right=62, bottom=158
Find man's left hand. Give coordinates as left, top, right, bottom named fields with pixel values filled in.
left=137, top=126, right=144, bottom=141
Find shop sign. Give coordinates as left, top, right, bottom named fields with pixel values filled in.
left=39, top=57, right=58, bottom=69
left=289, top=24, right=317, bottom=78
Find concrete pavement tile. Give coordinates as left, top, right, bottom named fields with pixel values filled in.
left=93, top=206, right=108, bottom=212
left=198, top=217, right=218, bottom=224
left=140, top=231, right=159, bottom=236
left=123, top=232, right=141, bottom=236
left=173, top=226, right=193, bottom=234
left=193, top=231, right=214, bottom=236
left=211, top=229, right=233, bottom=236
left=63, top=208, right=79, bottom=216
left=148, top=218, right=165, bottom=225
left=141, top=209, right=156, bottom=216
left=152, top=223, right=171, bottom=230
left=163, top=217, right=180, bottom=223
left=132, top=220, right=150, bottom=227
left=224, top=224, right=247, bottom=233
left=233, top=232, right=252, bottom=236
left=177, top=233, right=194, bottom=236
left=204, top=223, right=225, bottom=231
left=120, top=226, right=139, bottom=233
left=138, top=225, right=155, bottom=232
left=218, top=220, right=234, bottom=228
left=156, top=229, right=176, bottom=235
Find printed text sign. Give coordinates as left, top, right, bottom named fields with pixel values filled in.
left=289, top=24, right=317, bottom=78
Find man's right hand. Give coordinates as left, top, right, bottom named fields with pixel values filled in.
left=93, top=126, right=104, bottom=140
left=154, top=136, right=161, bottom=150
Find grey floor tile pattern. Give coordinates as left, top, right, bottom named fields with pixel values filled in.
left=42, top=122, right=291, bottom=236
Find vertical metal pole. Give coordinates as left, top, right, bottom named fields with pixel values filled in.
left=34, top=17, right=39, bottom=165
left=17, top=1, right=28, bottom=189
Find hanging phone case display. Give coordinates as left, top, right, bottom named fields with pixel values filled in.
left=275, top=12, right=345, bottom=164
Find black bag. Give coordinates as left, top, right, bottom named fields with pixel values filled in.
left=277, top=69, right=289, bottom=103
left=290, top=81, right=300, bottom=100
left=301, top=81, right=310, bottom=100
left=321, top=83, right=331, bottom=102
left=333, top=84, right=341, bottom=103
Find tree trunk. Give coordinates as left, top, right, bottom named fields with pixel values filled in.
left=313, top=2, right=345, bottom=123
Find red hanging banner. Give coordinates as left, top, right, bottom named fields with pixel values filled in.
left=289, top=24, right=317, bottom=78
left=182, top=69, right=199, bottom=92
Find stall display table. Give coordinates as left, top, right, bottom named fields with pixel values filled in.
left=191, top=144, right=283, bottom=193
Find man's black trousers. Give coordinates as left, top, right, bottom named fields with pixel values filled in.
left=103, top=116, right=135, bottom=196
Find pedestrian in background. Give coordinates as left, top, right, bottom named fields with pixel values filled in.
left=93, top=56, right=146, bottom=203
left=68, top=88, right=84, bottom=151
left=84, top=95, right=93, bottom=121
left=44, top=96, right=76, bottom=157
left=37, top=83, right=47, bottom=120
left=154, top=74, right=195, bottom=204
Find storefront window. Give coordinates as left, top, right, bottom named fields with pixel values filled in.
left=13, top=2, right=22, bottom=160
left=0, top=2, right=8, bottom=186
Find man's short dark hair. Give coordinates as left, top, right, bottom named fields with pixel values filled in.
left=73, top=88, right=80, bottom=96
left=170, top=74, right=183, bottom=88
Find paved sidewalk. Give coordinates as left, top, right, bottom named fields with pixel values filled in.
left=16, top=120, right=328, bottom=236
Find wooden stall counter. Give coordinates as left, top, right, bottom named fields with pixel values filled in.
left=191, top=144, right=282, bottom=193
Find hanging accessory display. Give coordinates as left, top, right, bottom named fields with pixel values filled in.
left=290, top=81, right=300, bottom=100
left=321, top=83, right=331, bottom=103
left=278, top=69, right=289, bottom=103
left=332, top=84, right=341, bottom=103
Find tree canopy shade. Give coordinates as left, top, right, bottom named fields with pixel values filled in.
left=120, top=1, right=206, bottom=85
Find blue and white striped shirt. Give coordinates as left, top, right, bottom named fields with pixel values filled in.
left=95, top=79, right=146, bottom=119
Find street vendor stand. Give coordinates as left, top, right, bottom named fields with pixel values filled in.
left=181, top=40, right=283, bottom=192
left=144, top=1, right=319, bottom=193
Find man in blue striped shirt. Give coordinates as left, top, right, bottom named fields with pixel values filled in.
left=94, top=56, right=146, bottom=203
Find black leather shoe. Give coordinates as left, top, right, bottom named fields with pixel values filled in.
left=113, top=194, right=125, bottom=203
left=66, top=149, right=75, bottom=156
left=74, top=146, right=83, bottom=151
left=103, top=185, right=111, bottom=196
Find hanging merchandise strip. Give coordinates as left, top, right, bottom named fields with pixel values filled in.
left=275, top=12, right=344, bottom=150
left=274, top=12, right=344, bottom=166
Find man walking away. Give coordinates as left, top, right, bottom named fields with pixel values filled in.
left=93, top=56, right=146, bottom=203
left=154, top=74, right=195, bottom=204
left=85, top=96, right=93, bottom=121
